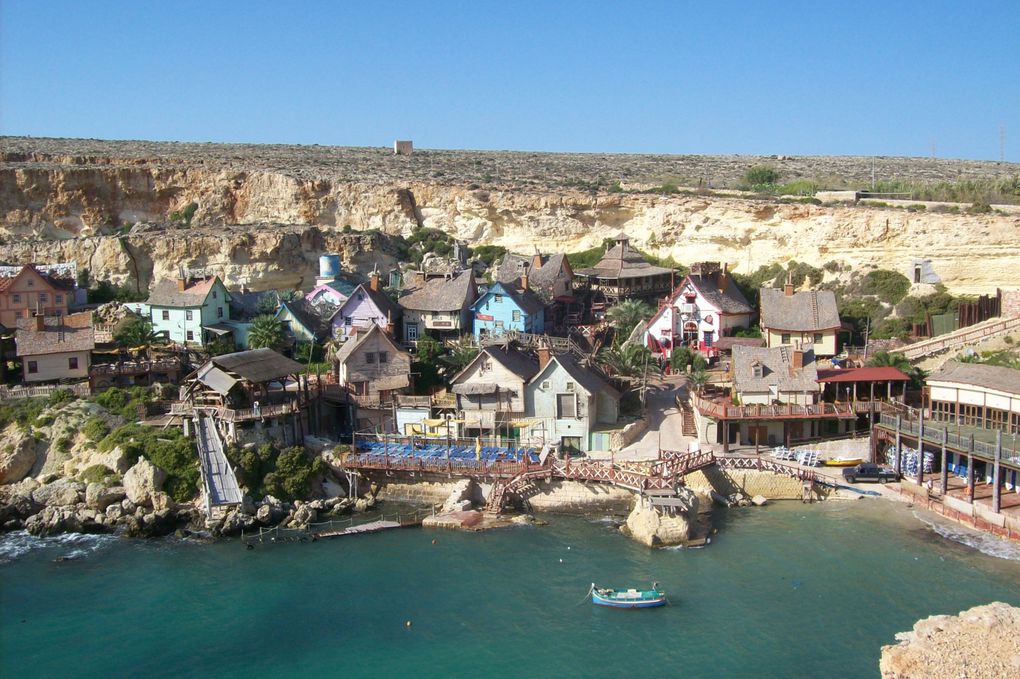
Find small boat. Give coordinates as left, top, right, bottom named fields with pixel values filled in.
left=824, top=457, right=863, bottom=467
left=590, top=583, right=667, bottom=608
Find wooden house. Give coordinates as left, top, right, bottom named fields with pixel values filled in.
left=574, top=232, right=673, bottom=309
left=644, top=262, right=753, bottom=361
left=15, top=311, right=95, bottom=384
left=494, top=251, right=575, bottom=327
left=332, top=324, right=412, bottom=408
left=759, top=276, right=841, bottom=357
left=329, top=273, right=401, bottom=340
left=0, top=264, right=73, bottom=328
left=470, top=281, right=545, bottom=339
left=144, top=275, right=232, bottom=346
left=450, top=344, right=540, bottom=439
left=398, top=270, right=477, bottom=344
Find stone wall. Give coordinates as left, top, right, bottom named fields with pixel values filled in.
left=684, top=467, right=815, bottom=501
left=1002, top=289, right=1020, bottom=318
left=524, top=479, right=635, bottom=512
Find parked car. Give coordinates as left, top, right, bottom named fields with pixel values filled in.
left=843, top=463, right=899, bottom=484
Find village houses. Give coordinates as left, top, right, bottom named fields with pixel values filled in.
left=644, top=262, right=753, bottom=360
left=15, top=311, right=95, bottom=384
left=759, top=275, right=841, bottom=357
left=574, top=232, right=674, bottom=311
left=471, top=281, right=545, bottom=339
left=494, top=251, right=576, bottom=327
left=331, top=324, right=412, bottom=430
left=0, top=264, right=74, bottom=328
left=450, top=344, right=540, bottom=440
left=329, top=273, right=402, bottom=341
left=142, top=275, right=232, bottom=346
left=398, top=270, right=477, bottom=345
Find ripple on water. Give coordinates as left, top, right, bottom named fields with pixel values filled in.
left=0, top=531, right=118, bottom=565
left=912, top=511, right=1020, bottom=562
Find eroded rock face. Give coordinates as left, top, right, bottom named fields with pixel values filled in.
left=880, top=602, right=1020, bottom=678
left=0, top=426, right=37, bottom=485
left=624, top=498, right=696, bottom=547
left=85, top=483, right=126, bottom=511
left=123, top=458, right=167, bottom=507
left=31, top=479, right=84, bottom=507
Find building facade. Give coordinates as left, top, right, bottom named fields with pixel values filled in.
left=759, top=279, right=841, bottom=357
left=0, top=265, right=73, bottom=328
left=145, top=276, right=231, bottom=346
left=471, top=281, right=545, bottom=339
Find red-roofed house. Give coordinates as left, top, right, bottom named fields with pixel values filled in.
left=0, top=265, right=72, bottom=328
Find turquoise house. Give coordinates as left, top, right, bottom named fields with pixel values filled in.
left=471, top=281, right=545, bottom=339
left=145, top=276, right=231, bottom=346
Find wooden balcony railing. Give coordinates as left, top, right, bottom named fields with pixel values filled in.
left=90, top=359, right=181, bottom=377
left=691, top=393, right=857, bottom=420
left=170, top=400, right=303, bottom=422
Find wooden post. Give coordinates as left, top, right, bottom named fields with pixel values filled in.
left=916, top=410, right=925, bottom=486
left=894, top=415, right=902, bottom=477
left=993, top=430, right=1002, bottom=515
left=722, top=421, right=729, bottom=454
left=940, top=428, right=948, bottom=496
left=966, top=443, right=975, bottom=504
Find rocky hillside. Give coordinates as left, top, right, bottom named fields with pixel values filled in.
left=3, top=137, right=1019, bottom=293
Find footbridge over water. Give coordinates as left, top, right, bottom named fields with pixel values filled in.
left=194, top=414, right=243, bottom=517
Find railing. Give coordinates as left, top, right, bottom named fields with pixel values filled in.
left=170, top=400, right=302, bottom=422
left=898, top=316, right=1020, bottom=360
left=242, top=507, right=435, bottom=543
left=716, top=455, right=817, bottom=482
left=691, top=393, right=856, bottom=420
left=0, top=382, right=91, bottom=401
left=89, top=359, right=181, bottom=377
left=878, top=413, right=1020, bottom=465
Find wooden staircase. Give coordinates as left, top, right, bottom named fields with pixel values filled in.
left=485, top=468, right=550, bottom=515
left=679, top=399, right=697, bottom=437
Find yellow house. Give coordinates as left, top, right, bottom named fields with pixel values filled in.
left=15, top=312, right=95, bottom=384
left=759, top=279, right=841, bottom=357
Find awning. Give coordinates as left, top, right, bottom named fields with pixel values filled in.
left=451, top=383, right=501, bottom=395
left=423, top=418, right=457, bottom=427
left=510, top=419, right=540, bottom=428
left=203, top=323, right=235, bottom=336
left=196, top=364, right=238, bottom=395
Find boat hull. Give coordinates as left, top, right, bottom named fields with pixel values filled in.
left=824, top=458, right=863, bottom=467
left=592, top=589, right=667, bottom=608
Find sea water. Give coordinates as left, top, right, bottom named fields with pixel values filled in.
left=2, top=501, right=1019, bottom=679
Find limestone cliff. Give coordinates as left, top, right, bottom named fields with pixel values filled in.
left=3, top=138, right=1019, bottom=294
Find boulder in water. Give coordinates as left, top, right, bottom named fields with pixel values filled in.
left=123, top=458, right=167, bottom=507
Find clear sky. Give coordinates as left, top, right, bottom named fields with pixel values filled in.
left=1, top=1, right=1018, bottom=160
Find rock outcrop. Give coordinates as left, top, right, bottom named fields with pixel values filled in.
left=624, top=496, right=698, bottom=547
left=880, top=602, right=1020, bottom=678
left=0, top=426, right=37, bottom=485
left=122, top=458, right=167, bottom=507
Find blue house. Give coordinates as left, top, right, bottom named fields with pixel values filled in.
left=471, top=281, right=545, bottom=339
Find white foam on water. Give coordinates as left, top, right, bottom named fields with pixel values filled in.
left=0, top=530, right=118, bottom=565
left=912, top=511, right=1020, bottom=562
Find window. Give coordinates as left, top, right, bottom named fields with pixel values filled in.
left=11, top=294, right=20, bottom=304
left=39, top=293, right=48, bottom=303
left=351, top=381, right=368, bottom=395
left=480, top=359, right=492, bottom=373
left=378, top=351, right=388, bottom=363
left=557, top=393, right=576, bottom=418
left=162, top=310, right=170, bottom=321
left=565, top=381, right=575, bottom=392
left=55, top=294, right=63, bottom=304
left=366, top=352, right=376, bottom=364
left=186, top=330, right=194, bottom=341
left=212, top=291, right=218, bottom=299
left=68, top=357, right=78, bottom=370
left=217, top=307, right=223, bottom=318
left=186, top=310, right=193, bottom=321
left=494, top=294, right=503, bottom=303
left=495, top=320, right=505, bottom=329
left=780, top=333, right=791, bottom=344
left=512, top=310, right=521, bottom=322
left=27, top=279, right=34, bottom=287
left=27, top=361, right=38, bottom=374
left=407, top=324, right=418, bottom=341
left=541, top=380, right=551, bottom=390
left=813, top=333, right=823, bottom=344
left=345, top=317, right=352, bottom=326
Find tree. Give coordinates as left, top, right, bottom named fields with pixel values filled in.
left=866, top=351, right=912, bottom=372
left=605, top=299, right=653, bottom=339
left=438, top=336, right=479, bottom=377
left=598, top=344, right=652, bottom=378
left=741, top=165, right=781, bottom=190
left=411, top=333, right=444, bottom=393
left=670, top=346, right=694, bottom=372
left=688, top=367, right=709, bottom=394
left=114, top=317, right=162, bottom=349
left=247, top=315, right=286, bottom=351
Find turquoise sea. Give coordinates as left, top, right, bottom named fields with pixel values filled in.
left=2, top=501, right=1019, bottom=679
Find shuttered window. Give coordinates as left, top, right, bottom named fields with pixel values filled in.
left=557, top=393, right=576, bottom=418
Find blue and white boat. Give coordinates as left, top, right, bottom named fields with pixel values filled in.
left=590, top=583, right=667, bottom=608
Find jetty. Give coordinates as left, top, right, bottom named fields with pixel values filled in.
left=194, top=414, right=243, bottom=517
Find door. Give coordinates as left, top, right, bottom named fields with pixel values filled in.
left=407, top=323, right=418, bottom=342
left=561, top=437, right=582, bottom=455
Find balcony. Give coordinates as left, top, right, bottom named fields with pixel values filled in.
left=90, top=358, right=181, bottom=378
left=691, top=393, right=857, bottom=421
left=170, top=400, right=303, bottom=423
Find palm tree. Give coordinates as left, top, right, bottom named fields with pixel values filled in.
left=438, top=336, right=479, bottom=377
left=688, top=367, right=709, bottom=394
left=605, top=299, right=653, bottom=338
left=114, top=317, right=163, bottom=350
left=247, top=315, right=286, bottom=351
left=865, top=351, right=912, bottom=372
left=598, top=343, right=651, bottom=378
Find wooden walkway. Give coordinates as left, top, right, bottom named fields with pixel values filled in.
left=317, top=520, right=406, bottom=538
left=897, top=315, right=1020, bottom=361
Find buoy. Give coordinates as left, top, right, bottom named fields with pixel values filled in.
left=246, top=543, right=254, bottom=551
left=559, top=558, right=563, bottom=563
left=567, top=546, right=571, bottom=550
left=432, top=539, right=437, bottom=545
left=405, top=620, right=413, bottom=628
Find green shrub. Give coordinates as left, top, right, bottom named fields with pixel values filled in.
left=96, top=423, right=198, bottom=502
left=733, top=326, right=762, bottom=338
left=47, top=389, right=76, bottom=408
left=968, top=201, right=992, bottom=214
left=90, top=386, right=153, bottom=420
left=776, top=179, right=818, bottom=196
left=1005, top=335, right=1014, bottom=345
left=226, top=442, right=324, bottom=502
left=80, top=464, right=115, bottom=484
left=670, top=346, right=694, bottom=372
left=0, top=399, right=45, bottom=432
left=862, top=270, right=911, bottom=305
left=906, top=204, right=927, bottom=212
left=469, top=245, right=508, bottom=268
left=54, top=436, right=72, bottom=454
left=33, top=414, right=55, bottom=428
left=82, top=417, right=111, bottom=443
left=741, top=166, right=780, bottom=190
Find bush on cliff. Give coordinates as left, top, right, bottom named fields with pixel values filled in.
left=97, top=424, right=198, bottom=502
left=226, top=442, right=325, bottom=502
left=862, top=269, right=911, bottom=305
left=90, top=386, right=154, bottom=420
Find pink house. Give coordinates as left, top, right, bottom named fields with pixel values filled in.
left=329, top=274, right=402, bottom=340
left=304, top=278, right=358, bottom=310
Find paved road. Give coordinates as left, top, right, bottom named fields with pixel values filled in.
left=618, top=375, right=697, bottom=461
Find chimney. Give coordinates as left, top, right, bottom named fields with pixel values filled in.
left=537, top=344, right=551, bottom=371
left=384, top=310, right=394, bottom=337
left=718, top=263, right=729, bottom=293
left=21, top=308, right=32, bottom=319
left=35, top=314, right=45, bottom=331
left=177, top=277, right=188, bottom=292
left=783, top=271, right=795, bottom=297
left=520, top=273, right=529, bottom=291
left=532, top=252, right=543, bottom=270
left=369, top=271, right=380, bottom=292
left=792, top=348, right=804, bottom=369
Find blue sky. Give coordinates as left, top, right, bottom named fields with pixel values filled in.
left=2, top=1, right=1018, bottom=160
